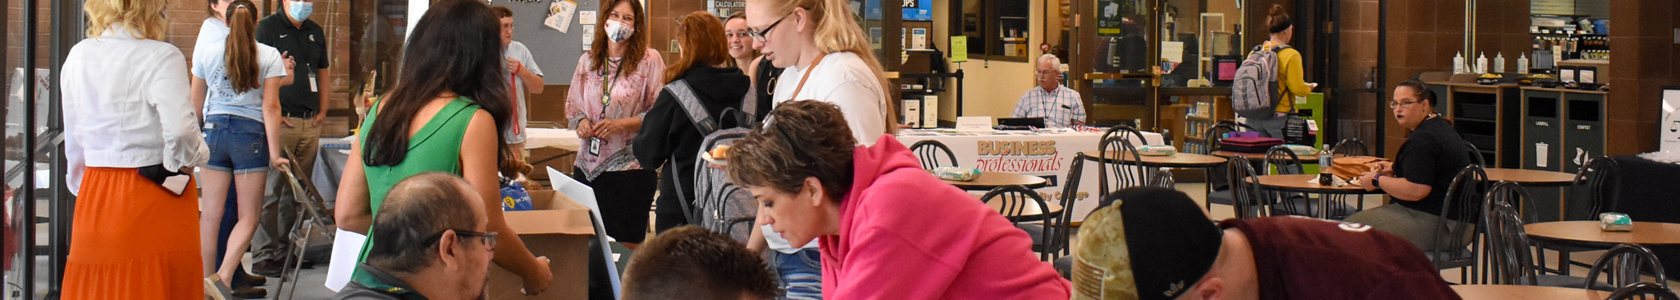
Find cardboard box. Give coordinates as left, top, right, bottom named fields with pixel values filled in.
left=487, top=189, right=594, bottom=300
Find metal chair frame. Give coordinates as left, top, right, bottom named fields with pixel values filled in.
left=1482, top=181, right=1543, bottom=285
left=1328, top=138, right=1371, bottom=211
left=910, top=140, right=959, bottom=170
left=1608, top=282, right=1680, bottom=300
left=981, top=185, right=1055, bottom=261
left=1584, top=244, right=1670, bottom=291
left=274, top=149, right=337, bottom=300
left=1431, top=165, right=1489, bottom=284
left=1227, top=157, right=1271, bottom=219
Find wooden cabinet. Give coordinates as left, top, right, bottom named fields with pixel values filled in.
left=1419, top=82, right=1523, bottom=168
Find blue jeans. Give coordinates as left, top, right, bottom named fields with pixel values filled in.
left=773, top=248, right=823, bottom=300
left=203, top=114, right=270, bottom=174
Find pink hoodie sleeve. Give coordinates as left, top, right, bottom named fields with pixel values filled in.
left=830, top=226, right=963, bottom=300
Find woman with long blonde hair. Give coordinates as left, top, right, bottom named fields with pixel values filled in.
left=61, top=0, right=210, bottom=297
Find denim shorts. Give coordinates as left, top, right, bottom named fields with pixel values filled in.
left=203, top=114, right=270, bottom=174
left=773, top=248, right=823, bottom=300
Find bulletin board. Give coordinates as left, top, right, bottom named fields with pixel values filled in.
left=499, top=0, right=600, bottom=85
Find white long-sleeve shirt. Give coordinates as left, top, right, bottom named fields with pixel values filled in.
left=61, top=25, right=209, bottom=194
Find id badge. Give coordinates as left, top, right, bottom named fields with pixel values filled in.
left=587, top=137, right=603, bottom=156
left=308, top=73, right=320, bottom=92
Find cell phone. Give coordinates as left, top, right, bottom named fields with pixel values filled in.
left=137, top=165, right=189, bottom=196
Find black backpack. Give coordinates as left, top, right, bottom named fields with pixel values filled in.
left=664, top=80, right=759, bottom=243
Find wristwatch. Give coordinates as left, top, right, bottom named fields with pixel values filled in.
left=1370, top=174, right=1381, bottom=188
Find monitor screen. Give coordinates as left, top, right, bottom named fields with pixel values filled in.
left=903, top=0, right=932, bottom=21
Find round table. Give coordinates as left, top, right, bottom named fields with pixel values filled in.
left=941, top=171, right=1049, bottom=191
left=986, top=199, right=1065, bottom=222
left=1484, top=168, right=1578, bottom=187
left=1212, top=150, right=1325, bottom=162
left=1451, top=285, right=1610, bottom=299
left=1524, top=221, right=1680, bottom=247
left=1250, top=174, right=1385, bottom=218
left=1106, top=151, right=1229, bottom=168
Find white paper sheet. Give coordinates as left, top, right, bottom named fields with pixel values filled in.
left=1536, top=142, right=1549, bottom=168
left=324, top=229, right=367, bottom=291
left=547, top=167, right=622, bottom=299
left=1161, top=41, right=1185, bottom=63
left=545, top=0, right=576, bottom=33
left=578, top=11, right=597, bottom=25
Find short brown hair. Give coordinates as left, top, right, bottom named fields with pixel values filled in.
left=621, top=226, right=779, bottom=300
left=490, top=5, right=513, bottom=18
left=726, top=100, right=855, bottom=201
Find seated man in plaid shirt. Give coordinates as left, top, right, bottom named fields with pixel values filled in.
left=1011, top=54, right=1087, bottom=128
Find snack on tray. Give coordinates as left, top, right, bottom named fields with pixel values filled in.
left=931, top=167, right=982, bottom=181
left=1137, top=145, right=1177, bottom=156
left=1600, top=212, right=1633, bottom=232
left=709, top=145, right=731, bottom=160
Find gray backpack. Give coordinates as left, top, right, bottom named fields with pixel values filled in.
left=1232, top=44, right=1289, bottom=119
left=664, top=80, right=759, bottom=242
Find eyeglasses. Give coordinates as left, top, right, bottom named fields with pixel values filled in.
left=747, top=14, right=791, bottom=43
left=426, top=229, right=498, bottom=251
left=1387, top=100, right=1419, bottom=109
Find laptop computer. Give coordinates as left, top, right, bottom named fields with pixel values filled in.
left=997, top=117, right=1047, bottom=128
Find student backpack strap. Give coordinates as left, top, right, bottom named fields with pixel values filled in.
left=665, top=80, right=719, bottom=136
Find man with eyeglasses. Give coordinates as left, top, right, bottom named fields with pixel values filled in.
left=1012, top=54, right=1087, bottom=128
left=337, top=172, right=497, bottom=300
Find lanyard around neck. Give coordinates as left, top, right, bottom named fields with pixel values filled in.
left=788, top=53, right=828, bottom=98
left=598, top=59, right=623, bottom=120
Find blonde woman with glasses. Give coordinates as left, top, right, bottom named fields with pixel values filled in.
left=61, top=0, right=210, bottom=298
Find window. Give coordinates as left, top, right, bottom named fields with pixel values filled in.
left=953, top=0, right=1031, bottom=61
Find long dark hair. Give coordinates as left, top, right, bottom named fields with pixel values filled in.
left=364, top=0, right=514, bottom=175
left=223, top=0, right=260, bottom=92
left=588, top=0, right=650, bottom=77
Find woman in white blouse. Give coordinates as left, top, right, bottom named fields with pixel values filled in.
left=60, top=0, right=210, bottom=298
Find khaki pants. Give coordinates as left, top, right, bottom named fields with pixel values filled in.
left=253, top=117, right=320, bottom=264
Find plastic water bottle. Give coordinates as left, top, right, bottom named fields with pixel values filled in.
left=1318, top=150, right=1334, bottom=185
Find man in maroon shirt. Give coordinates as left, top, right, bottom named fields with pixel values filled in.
left=1073, top=187, right=1461, bottom=300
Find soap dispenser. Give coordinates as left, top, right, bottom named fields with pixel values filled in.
left=1476, top=52, right=1488, bottom=74
left=1517, top=53, right=1529, bottom=74
left=1453, top=52, right=1466, bottom=74
left=1494, top=52, right=1506, bottom=73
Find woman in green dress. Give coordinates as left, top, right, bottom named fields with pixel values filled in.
left=333, top=0, right=554, bottom=295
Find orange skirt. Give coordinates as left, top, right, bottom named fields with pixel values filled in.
left=61, top=167, right=203, bottom=300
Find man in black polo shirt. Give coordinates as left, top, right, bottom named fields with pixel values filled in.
left=252, top=0, right=332, bottom=276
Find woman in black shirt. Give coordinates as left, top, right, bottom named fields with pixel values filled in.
left=1346, top=80, right=1475, bottom=251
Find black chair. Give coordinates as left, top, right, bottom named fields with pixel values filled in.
left=1584, top=244, right=1669, bottom=291
left=1482, top=182, right=1541, bottom=285
left=1103, top=124, right=1154, bottom=147
left=1052, top=153, right=1101, bottom=277
left=1482, top=181, right=1595, bottom=287
left=981, top=185, right=1055, bottom=262
left=1098, top=127, right=1150, bottom=201
left=1328, top=138, right=1372, bottom=212
left=1465, top=141, right=1488, bottom=167
left=1148, top=167, right=1174, bottom=188
left=1227, top=157, right=1271, bottom=219
left=1608, top=282, right=1680, bottom=300
left=1203, top=121, right=1254, bottom=211
left=1262, top=145, right=1352, bottom=218
left=1542, top=156, right=1622, bottom=276
left=910, top=140, right=959, bottom=170
left=1429, top=165, right=1488, bottom=284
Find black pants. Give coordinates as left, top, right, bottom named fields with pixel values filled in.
left=571, top=169, right=657, bottom=244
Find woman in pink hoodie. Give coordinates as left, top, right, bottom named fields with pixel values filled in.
left=725, top=100, right=1070, bottom=299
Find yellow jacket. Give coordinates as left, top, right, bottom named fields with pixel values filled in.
left=1264, top=41, right=1310, bottom=113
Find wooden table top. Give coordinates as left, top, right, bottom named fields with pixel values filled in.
left=941, top=171, right=1049, bottom=191
left=985, top=198, right=1065, bottom=221
left=1524, top=221, right=1680, bottom=246
left=1451, top=285, right=1610, bottom=299
left=1105, top=151, right=1229, bottom=168
left=1212, top=150, right=1325, bottom=161
left=1483, top=168, right=1578, bottom=187
left=1250, top=174, right=1384, bottom=195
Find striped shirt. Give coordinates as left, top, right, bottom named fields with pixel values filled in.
left=1011, top=85, right=1087, bottom=128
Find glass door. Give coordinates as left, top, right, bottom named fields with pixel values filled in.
left=1072, top=0, right=1159, bottom=129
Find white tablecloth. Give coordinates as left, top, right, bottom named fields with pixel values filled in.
left=895, top=129, right=1162, bottom=221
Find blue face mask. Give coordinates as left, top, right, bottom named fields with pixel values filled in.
left=287, top=1, right=312, bottom=21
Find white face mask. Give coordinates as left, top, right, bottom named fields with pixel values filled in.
left=604, top=19, right=634, bottom=43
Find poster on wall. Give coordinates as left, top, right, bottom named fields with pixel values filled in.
left=901, top=0, right=931, bottom=21
left=1663, top=86, right=1680, bottom=153
left=1096, top=0, right=1125, bottom=36
left=707, top=0, right=745, bottom=17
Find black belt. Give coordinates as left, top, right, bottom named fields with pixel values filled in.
left=283, top=112, right=317, bottom=119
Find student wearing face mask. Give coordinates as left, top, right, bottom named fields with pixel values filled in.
left=253, top=0, right=332, bottom=277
